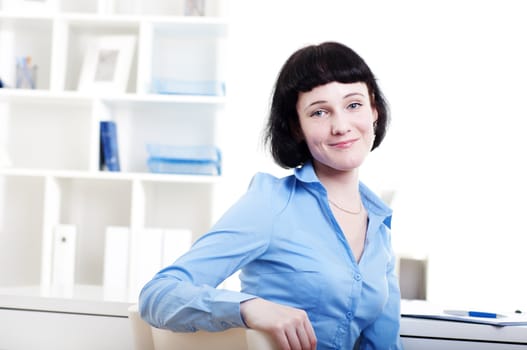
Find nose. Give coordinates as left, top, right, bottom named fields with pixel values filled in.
left=331, top=111, right=351, bottom=135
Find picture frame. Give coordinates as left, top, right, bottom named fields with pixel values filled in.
left=77, top=35, right=136, bottom=94
left=184, top=0, right=206, bottom=16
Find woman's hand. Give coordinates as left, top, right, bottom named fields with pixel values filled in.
left=240, top=298, right=317, bottom=350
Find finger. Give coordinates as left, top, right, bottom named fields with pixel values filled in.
left=274, top=331, right=291, bottom=350
left=295, top=325, right=312, bottom=350
left=303, top=320, right=317, bottom=349
left=296, top=321, right=317, bottom=350
left=285, top=326, right=302, bottom=350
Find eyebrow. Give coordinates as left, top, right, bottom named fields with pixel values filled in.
left=303, top=92, right=366, bottom=112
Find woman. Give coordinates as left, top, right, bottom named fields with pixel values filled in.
left=139, top=41, right=402, bottom=350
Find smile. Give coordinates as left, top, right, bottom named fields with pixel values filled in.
left=329, top=139, right=357, bottom=148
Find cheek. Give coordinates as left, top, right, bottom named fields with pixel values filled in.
left=299, top=121, right=324, bottom=145
left=303, top=130, right=326, bottom=148
left=357, top=118, right=374, bottom=135
left=357, top=120, right=376, bottom=147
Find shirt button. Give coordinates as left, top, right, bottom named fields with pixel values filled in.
left=347, top=312, right=352, bottom=318
left=354, top=274, right=362, bottom=281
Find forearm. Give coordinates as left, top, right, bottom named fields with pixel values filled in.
left=139, top=277, right=255, bottom=332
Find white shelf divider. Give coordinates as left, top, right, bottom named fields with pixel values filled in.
left=40, top=175, right=61, bottom=296
left=136, top=20, right=153, bottom=94
left=50, top=18, right=68, bottom=91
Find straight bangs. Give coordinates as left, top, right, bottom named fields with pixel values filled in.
left=289, top=43, right=373, bottom=93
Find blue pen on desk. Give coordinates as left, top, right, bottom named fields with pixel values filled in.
left=444, top=310, right=506, bottom=318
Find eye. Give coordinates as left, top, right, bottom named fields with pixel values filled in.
left=347, top=102, right=362, bottom=110
left=310, top=109, right=328, bottom=118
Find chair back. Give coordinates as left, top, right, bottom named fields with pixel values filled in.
left=128, top=304, right=278, bottom=350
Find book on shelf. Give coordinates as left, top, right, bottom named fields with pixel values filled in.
left=100, top=120, right=121, bottom=171
left=127, top=227, right=194, bottom=302
left=51, top=224, right=77, bottom=298
left=128, top=227, right=164, bottom=302
left=103, top=226, right=130, bottom=301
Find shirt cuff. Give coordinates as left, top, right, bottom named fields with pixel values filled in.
left=211, top=290, right=257, bottom=329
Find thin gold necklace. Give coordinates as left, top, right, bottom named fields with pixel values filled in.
left=328, top=198, right=363, bottom=215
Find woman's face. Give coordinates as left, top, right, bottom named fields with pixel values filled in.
left=296, top=81, right=378, bottom=173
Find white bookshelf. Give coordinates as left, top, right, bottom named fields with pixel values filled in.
left=0, top=0, right=229, bottom=325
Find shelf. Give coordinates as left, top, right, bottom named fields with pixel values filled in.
left=2, top=0, right=229, bottom=17
left=0, top=11, right=229, bottom=26
left=0, top=98, right=223, bottom=172
left=0, top=0, right=228, bottom=328
left=106, top=93, right=227, bottom=105
left=0, top=167, right=222, bottom=183
left=0, top=88, right=226, bottom=105
left=0, top=88, right=92, bottom=104
left=0, top=11, right=54, bottom=21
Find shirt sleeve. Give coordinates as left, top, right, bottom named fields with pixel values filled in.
left=360, top=235, right=403, bottom=349
left=139, top=174, right=274, bottom=332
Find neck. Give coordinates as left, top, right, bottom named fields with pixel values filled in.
left=313, top=161, right=360, bottom=199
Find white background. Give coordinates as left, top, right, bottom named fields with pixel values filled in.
left=221, top=0, right=527, bottom=312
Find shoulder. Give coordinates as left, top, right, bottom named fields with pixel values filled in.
left=210, top=172, right=296, bottom=235
left=248, top=172, right=295, bottom=192
left=245, top=172, right=296, bottom=211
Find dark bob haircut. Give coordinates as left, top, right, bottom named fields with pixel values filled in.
left=264, top=41, right=390, bottom=169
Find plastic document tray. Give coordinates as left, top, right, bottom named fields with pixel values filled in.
left=146, top=144, right=221, bottom=163
left=148, top=158, right=220, bottom=176
left=146, top=144, right=221, bottom=176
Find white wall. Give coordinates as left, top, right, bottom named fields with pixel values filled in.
left=221, top=0, right=527, bottom=312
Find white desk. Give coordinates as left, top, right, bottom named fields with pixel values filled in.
left=3, top=292, right=527, bottom=350
left=401, top=306, right=527, bottom=349
left=0, top=290, right=133, bottom=350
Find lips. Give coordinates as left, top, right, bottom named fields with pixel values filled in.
left=329, top=139, right=357, bottom=148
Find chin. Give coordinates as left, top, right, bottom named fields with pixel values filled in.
left=336, top=157, right=366, bottom=170
left=325, top=162, right=363, bottom=173
left=313, top=154, right=367, bottom=172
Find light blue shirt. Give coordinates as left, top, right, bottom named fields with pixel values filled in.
left=139, top=161, right=402, bottom=349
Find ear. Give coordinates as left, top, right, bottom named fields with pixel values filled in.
left=372, top=107, right=379, bottom=124
left=370, top=92, right=379, bottom=124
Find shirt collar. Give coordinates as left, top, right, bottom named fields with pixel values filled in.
left=294, top=161, right=393, bottom=228
left=294, top=160, right=319, bottom=183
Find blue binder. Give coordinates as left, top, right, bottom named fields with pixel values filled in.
left=100, top=121, right=121, bottom=172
